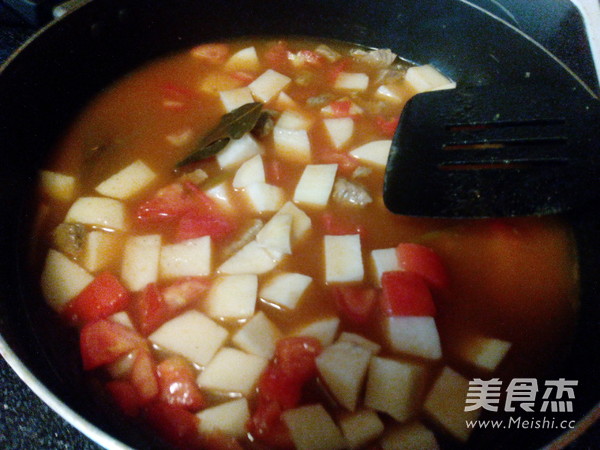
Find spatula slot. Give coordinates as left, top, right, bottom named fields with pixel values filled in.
left=439, top=163, right=528, bottom=171
left=447, top=118, right=566, bottom=132
left=439, top=158, right=569, bottom=171
left=385, top=85, right=600, bottom=217
left=443, top=137, right=568, bottom=151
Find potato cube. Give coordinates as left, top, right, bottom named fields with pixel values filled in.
left=197, top=398, right=250, bottom=438
left=232, top=311, right=282, bottom=359
left=233, top=154, right=265, bottom=188
left=225, top=46, right=260, bottom=71
left=379, top=422, right=440, bottom=450
left=219, top=87, right=255, bottom=112
left=365, top=356, right=427, bottom=422
left=121, top=235, right=161, bottom=291
left=218, top=240, right=281, bottom=274
left=386, top=316, right=442, bottom=361
left=259, top=272, right=312, bottom=309
left=321, top=98, right=363, bottom=117
left=315, top=44, right=341, bottom=62
left=273, top=201, right=312, bottom=244
left=424, top=367, right=479, bottom=442
left=166, top=128, right=194, bottom=147
left=109, top=311, right=133, bottom=329
left=324, top=234, right=364, bottom=283
left=324, top=117, right=354, bottom=149
left=316, top=341, right=372, bottom=411
left=245, top=182, right=286, bottom=213
left=81, top=230, right=120, bottom=272
left=282, top=404, right=347, bottom=450
left=335, top=72, right=369, bottom=91
left=65, top=197, right=126, bottom=231
left=375, top=84, right=404, bottom=103
left=456, top=334, right=512, bottom=372
left=256, top=213, right=292, bottom=255
left=40, top=170, right=76, bottom=202
left=248, top=69, right=291, bottom=102
left=293, top=164, right=338, bottom=207
left=204, top=180, right=234, bottom=212
left=337, top=332, right=381, bottom=355
left=199, top=71, right=243, bottom=94
left=216, top=133, right=263, bottom=169
left=106, top=351, right=136, bottom=379
left=405, top=64, right=456, bottom=93
left=95, top=160, right=156, bottom=200
left=339, top=409, right=384, bottom=449
left=197, top=347, right=268, bottom=395
left=159, top=236, right=211, bottom=279
left=349, top=140, right=392, bottom=168
left=370, top=248, right=399, bottom=286
left=274, top=91, right=297, bottom=109
left=276, top=111, right=312, bottom=130
left=41, top=249, right=94, bottom=311
left=149, top=311, right=228, bottom=366
left=178, top=168, right=208, bottom=185
left=205, top=274, right=258, bottom=319
left=274, top=127, right=311, bottom=163
left=294, top=317, right=340, bottom=346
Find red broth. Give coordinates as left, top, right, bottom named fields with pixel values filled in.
left=35, top=38, right=578, bottom=449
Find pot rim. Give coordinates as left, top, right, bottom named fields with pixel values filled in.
left=0, top=334, right=130, bottom=450
left=3, top=331, right=599, bottom=449
left=0, top=0, right=598, bottom=448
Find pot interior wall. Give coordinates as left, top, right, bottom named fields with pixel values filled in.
left=0, top=0, right=598, bottom=448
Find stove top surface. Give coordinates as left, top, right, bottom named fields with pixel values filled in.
left=0, top=1, right=598, bottom=449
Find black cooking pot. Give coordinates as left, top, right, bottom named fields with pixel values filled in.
left=1, top=0, right=598, bottom=448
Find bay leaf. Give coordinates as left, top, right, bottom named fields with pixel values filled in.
left=176, top=102, right=263, bottom=168
left=175, top=138, right=230, bottom=168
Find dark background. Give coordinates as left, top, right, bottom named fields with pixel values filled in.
left=0, top=0, right=598, bottom=448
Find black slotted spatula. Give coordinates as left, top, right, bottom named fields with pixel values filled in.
left=383, top=84, right=600, bottom=218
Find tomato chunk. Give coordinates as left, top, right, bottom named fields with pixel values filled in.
left=135, top=182, right=214, bottom=224
left=160, top=83, right=197, bottom=111
left=327, top=58, right=351, bottom=83
left=190, top=43, right=230, bottom=64
left=175, top=210, right=236, bottom=242
left=129, top=283, right=170, bottom=336
left=375, top=115, right=399, bottom=137
left=294, top=49, right=324, bottom=66
left=249, top=364, right=297, bottom=448
left=201, top=432, right=244, bottom=450
left=257, top=363, right=301, bottom=410
left=274, top=336, right=322, bottom=383
left=80, top=320, right=146, bottom=370
left=314, top=149, right=359, bottom=176
left=131, top=349, right=159, bottom=403
left=264, top=41, right=291, bottom=71
left=161, top=277, right=210, bottom=311
left=157, top=356, right=205, bottom=411
left=64, top=272, right=130, bottom=325
left=395, top=243, right=450, bottom=291
left=248, top=337, right=322, bottom=447
left=145, top=402, right=200, bottom=449
left=265, top=159, right=283, bottom=185
left=380, top=271, right=436, bottom=317
left=320, top=212, right=365, bottom=237
left=106, top=380, right=142, bottom=417
left=229, top=70, right=256, bottom=84
left=332, top=285, right=377, bottom=325
left=329, top=99, right=352, bottom=116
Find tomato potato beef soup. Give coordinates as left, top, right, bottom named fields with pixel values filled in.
left=34, top=38, right=578, bottom=449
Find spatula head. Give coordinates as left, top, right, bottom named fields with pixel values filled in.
left=383, top=84, right=600, bottom=218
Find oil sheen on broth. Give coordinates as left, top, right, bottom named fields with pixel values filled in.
left=35, top=38, right=579, bottom=449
